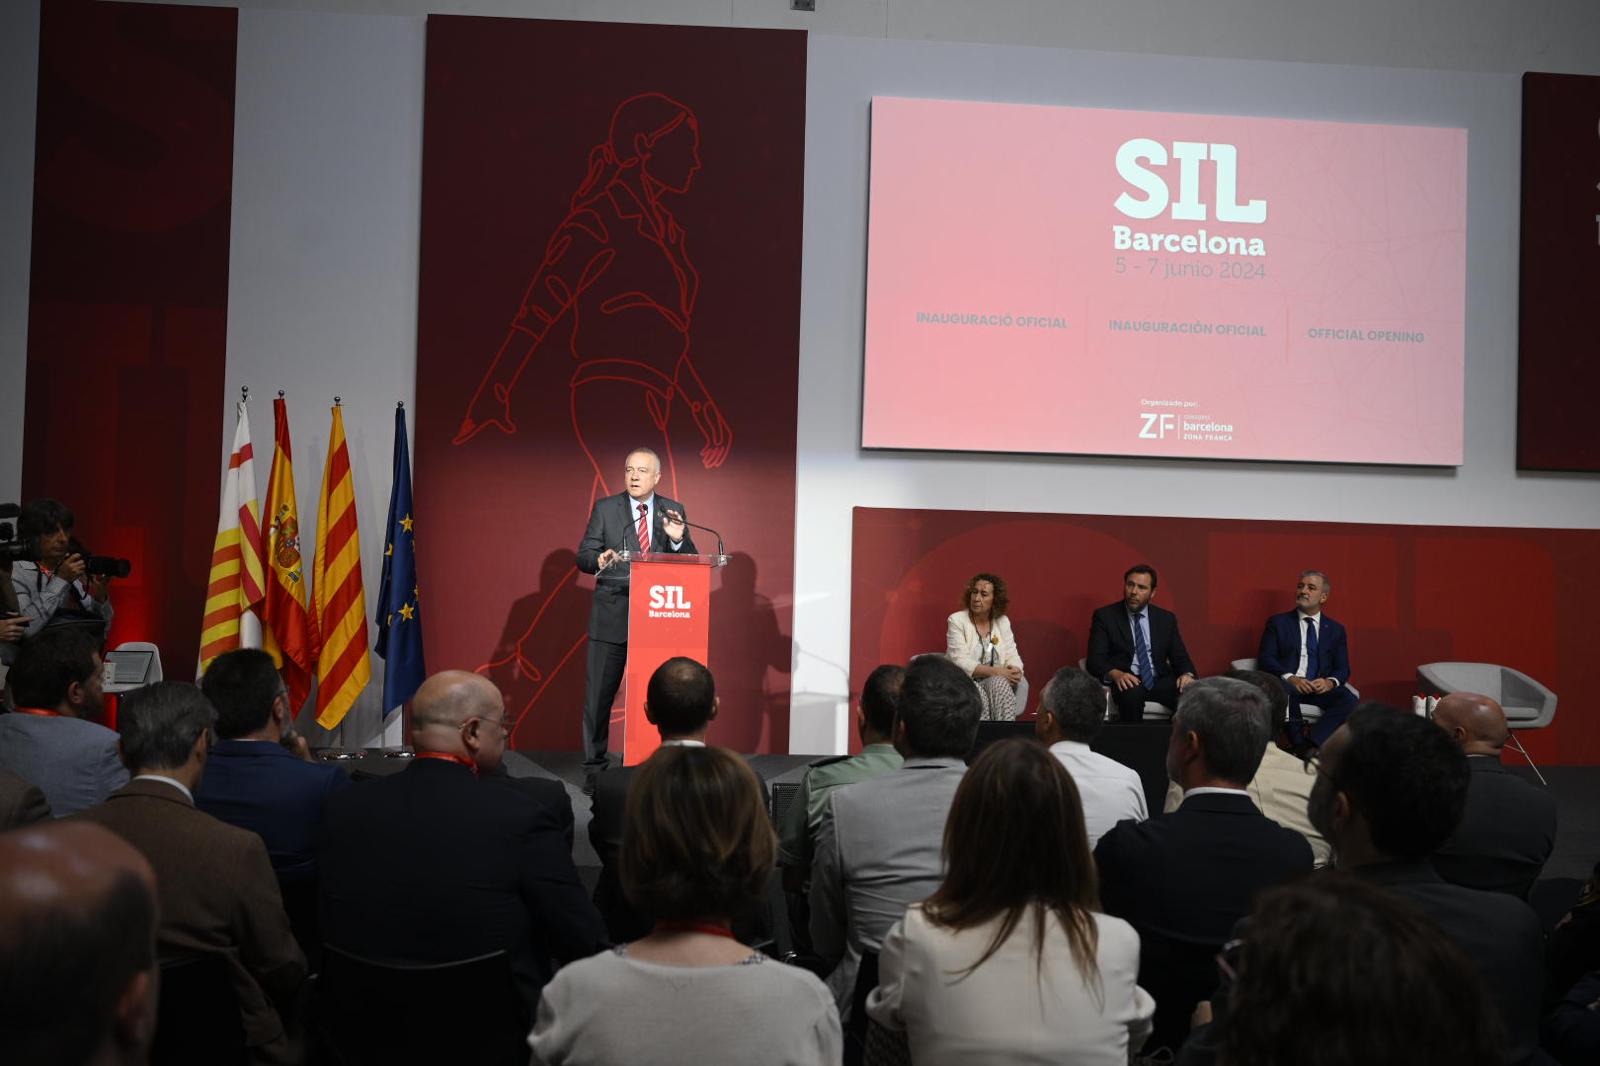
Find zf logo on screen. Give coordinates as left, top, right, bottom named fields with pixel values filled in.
left=1139, top=413, right=1176, bottom=439
left=649, top=585, right=693, bottom=610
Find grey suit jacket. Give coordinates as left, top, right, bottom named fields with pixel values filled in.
left=809, top=756, right=966, bottom=969
left=575, top=492, right=697, bottom=643
left=0, top=767, right=51, bottom=828
left=0, top=713, right=128, bottom=816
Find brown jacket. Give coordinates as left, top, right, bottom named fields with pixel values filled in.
left=0, top=767, right=50, bottom=829
left=73, top=777, right=306, bottom=1065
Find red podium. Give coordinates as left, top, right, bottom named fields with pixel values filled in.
left=618, top=550, right=728, bottom=766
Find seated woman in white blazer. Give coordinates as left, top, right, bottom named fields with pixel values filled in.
left=945, top=572, right=1025, bottom=720
left=867, top=738, right=1154, bottom=1065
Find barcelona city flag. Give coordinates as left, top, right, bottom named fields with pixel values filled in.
left=375, top=404, right=424, bottom=718
left=198, top=399, right=268, bottom=675
left=263, top=396, right=317, bottom=712
left=312, top=404, right=371, bottom=730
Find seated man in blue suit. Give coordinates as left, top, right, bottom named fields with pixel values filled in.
left=1257, top=569, right=1358, bottom=747
left=196, top=649, right=349, bottom=893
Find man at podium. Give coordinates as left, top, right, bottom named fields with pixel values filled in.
left=576, top=448, right=696, bottom=792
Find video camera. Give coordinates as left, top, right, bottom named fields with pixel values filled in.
left=0, top=503, right=26, bottom=565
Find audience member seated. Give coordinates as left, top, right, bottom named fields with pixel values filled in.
left=9, top=498, right=116, bottom=649
left=197, top=648, right=350, bottom=886
left=1308, top=704, right=1544, bottom=1066
left=0, top=766, right=51, bottom=828
left=1035, top=665, right=1147, bottom=847
left=810, top=654, right=980, bottom=1026
left=1543, top=968, right=1600, bottom=1066
left=72, top=682, right=305, bottom=1066
left=1545, top=861, right=1600, bottom=1015
left=946, top=572, right=1025, bottom=720
left=529, top=745, right=841, bottom=1065
left=1162, top=668, right=1331, bottom=866
left=0, top=628, right=127, bottom=815
left=778, top=664, right=906, bottom=884
left=1198, top=874, right=1505, bottom=1066
left=1095, top=677, right=1311, bottom=1055
left=591, top=656, right=769, bottom=943
left=0, top=821, right=159, bottom=1066
left=868, top=737, right=1153, bottom=1063
left=1431, top=692, right=1557, bottom=899
left=317, top=670, right=605, bottom=1017
left=1086, top=563, right=1197, bottom=723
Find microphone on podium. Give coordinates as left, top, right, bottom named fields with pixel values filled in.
left=683, top=520, right=726, bottom=558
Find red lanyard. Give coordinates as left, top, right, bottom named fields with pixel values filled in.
left=653, top=920, right=737, bottom=940
left=414, top=752, right=477, bottom=774
left=12, top=706, right=62, bottom=718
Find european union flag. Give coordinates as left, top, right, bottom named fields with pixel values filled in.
left=375, top=403, right=424, bottom=717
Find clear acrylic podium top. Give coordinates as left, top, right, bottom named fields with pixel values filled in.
left=616, top=550, right=729, bottom=567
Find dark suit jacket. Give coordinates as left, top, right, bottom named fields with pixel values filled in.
left=73, top=778, right=306, bottom=1066
left=1433, top=756, right=1557, bottom=899
left=1257, top=610, right=1351, bottom=685
left=576, top=492, right=697, bottom=642
left=1086, top=601, right=1196, bottom=682
left=317, top=759, right=607, bottom=1013
left=1359, top=861, right=1544, bottom=1066
left=0, top=766, right=50, bottom=829
left=483, top=767, right=576, bottom=853
left=195, top=739, right=351, bottom=884
left=1095, top=792, right=1312, bottom=1052
left=589, top=751, right=769, bottom=943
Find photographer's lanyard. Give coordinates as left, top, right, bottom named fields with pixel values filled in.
left=12, top=707, right=62, bottom=717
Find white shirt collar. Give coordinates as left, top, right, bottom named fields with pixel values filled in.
left=659, top=738, right=705, bottom=747
left=1049, top=740, right=1093, bottom=756
left=1297, top=610, right=1321, bottom=623
left=1182, top=785, right=1251, bottom=798
left=134, top=774, right=194, bottom=803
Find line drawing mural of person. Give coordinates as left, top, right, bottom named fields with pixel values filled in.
left=453, top=92, right=733, bottom=740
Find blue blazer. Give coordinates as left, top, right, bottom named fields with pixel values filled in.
left=1257, top=611, right=1351, bottom=686
left=196, top=739, right=350, bottom=882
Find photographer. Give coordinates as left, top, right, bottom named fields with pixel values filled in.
left=4, top=500, right=115, bottom=665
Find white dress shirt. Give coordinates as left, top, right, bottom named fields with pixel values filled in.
left=1047, top=740, right=1147, bottom=847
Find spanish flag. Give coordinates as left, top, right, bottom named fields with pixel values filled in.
left=312, top=404, right=371, bottom=730
left=263, top=396, right=317, bottom=712
left=198, top=400, right=268, bottom=675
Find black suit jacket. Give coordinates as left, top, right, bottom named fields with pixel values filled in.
left=576, top=492, right=698, bottom=643
left=1095, top=792, right=1311, bottom=1052
left=1359, top=861, right=1544, bottom=1066
left=317, top=759, right=607, bottom=1013
left=1086, top=601, right=1196, bottom=682
left=589, top=753, right=770, bottom=943
left=1433, top=757, right=1557, bottom=900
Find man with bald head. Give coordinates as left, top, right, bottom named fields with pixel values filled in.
left=317, top=670, right=606, bottom=1014
left=0, top=822, right=158, bottom=1066
left=1432, top=692, right=1558, bottom=899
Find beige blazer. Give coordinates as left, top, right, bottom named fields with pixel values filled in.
left=945, top=611, right=1023, bottom=677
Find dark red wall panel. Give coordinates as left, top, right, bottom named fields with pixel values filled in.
left=23, top=0, right=237, bottom=664
left=414, top=18, right=806, bottom=752
left=1517, top=73, right=1600, bottom=472
left=852, top=508, right=1599, bottom=766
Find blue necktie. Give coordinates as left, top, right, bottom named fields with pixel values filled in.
left=1133, top=613, right=1156, bottom=691
left=1303, top=617, right=1319, bottom=680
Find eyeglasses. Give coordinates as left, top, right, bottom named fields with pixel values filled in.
left=1215, top=938, right=1244, bottom=983
left=467, top=715, right=509, bottom=735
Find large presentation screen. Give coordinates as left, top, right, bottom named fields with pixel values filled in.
left=861, top=97, right=1468, bottom=465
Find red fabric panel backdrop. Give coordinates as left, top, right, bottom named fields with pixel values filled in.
left=852, top=508, right=1600, bottom=766
left=22, top=0, right=236, bottom=663
left=414, top=18, right=805, bottom=752
left=1517, top=73, right=1600, bottom=472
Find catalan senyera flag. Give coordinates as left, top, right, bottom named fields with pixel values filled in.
left=263, top=396, right=317, bottom=713
left=198, top=400, right=268, bottom=675
left=312, top=404, right=371, bottom=730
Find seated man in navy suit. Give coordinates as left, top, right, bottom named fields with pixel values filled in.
left=1256, top=569, right=1358, bottom=747
left=197, top=649, right=350, bottom=887
left=1094, top=677, right=1312, bottom=1055
left=1087, top=564, right=1198, bottom=722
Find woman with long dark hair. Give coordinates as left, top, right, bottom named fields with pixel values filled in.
left=867, top=737, right=1153, bottom=1063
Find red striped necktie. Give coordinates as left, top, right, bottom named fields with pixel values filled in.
left=636, top=501, right=651, bottom=554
